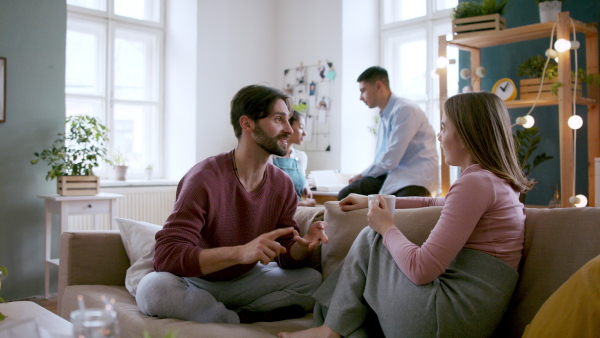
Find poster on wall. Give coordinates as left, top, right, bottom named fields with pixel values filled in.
left=0, top=57, right=5, bottom=123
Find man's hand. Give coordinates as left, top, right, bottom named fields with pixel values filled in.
left=292, top=221, right=328, bottom=253
left=239, top=227, right=295, bottom=265
left=348, top=174, right=363, bottom=184
left=339, top=193, right=368, bottom=211
left=367, top=195, right=395, bottom=236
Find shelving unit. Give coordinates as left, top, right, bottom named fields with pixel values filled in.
left=438, top=11, right=599, bottom=207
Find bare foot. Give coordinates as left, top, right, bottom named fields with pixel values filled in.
left=278, top=325, right=341, bottom=338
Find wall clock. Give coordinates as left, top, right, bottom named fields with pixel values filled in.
left=492, top=78, right=517, bottom=101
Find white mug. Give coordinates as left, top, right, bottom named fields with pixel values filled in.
left=368, top=194, right=396, bottom=217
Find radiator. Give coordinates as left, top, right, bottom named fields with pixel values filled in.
left=69, top=185, right=177, bottom=230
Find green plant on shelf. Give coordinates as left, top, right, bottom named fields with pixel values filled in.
left=452, top=0, right=511, bottom=19
left=0, top=265, right=7, bottom=321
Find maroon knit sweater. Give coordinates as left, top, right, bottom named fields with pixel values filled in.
left=153, top=150, right=301, bottom=281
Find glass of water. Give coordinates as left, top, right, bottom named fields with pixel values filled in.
left=70, top=308, right=119, bottom=338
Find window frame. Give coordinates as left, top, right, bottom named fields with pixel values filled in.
left=66, top=0, right=165, bottom=180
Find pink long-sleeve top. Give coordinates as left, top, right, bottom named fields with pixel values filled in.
left=153, top=150, right=301, bottom=281
left=383, top=164, right=525, bottom=285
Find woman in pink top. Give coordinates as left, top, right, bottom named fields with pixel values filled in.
left=280, top=92, right=533, bottom=338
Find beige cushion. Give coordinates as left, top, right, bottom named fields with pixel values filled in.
left=115, top=218, right=162, bottom=297
left=321, top=201, right=442, bottom=280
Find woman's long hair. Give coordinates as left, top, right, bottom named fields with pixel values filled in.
left=444, top=92, right=534, bottom=193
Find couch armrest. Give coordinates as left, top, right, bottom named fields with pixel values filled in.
left=58, top=231, right=130, bottom=314
left=321, top=202, right=442, bottom=279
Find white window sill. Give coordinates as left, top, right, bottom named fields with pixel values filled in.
left=100, top=179, right=178, bottom=188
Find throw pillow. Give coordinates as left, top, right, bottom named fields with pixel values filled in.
left=115, top=217, right=161, bottom=297
left=522, top=254, right=600, bottom=337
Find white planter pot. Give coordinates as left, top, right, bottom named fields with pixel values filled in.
left=115, top=165, right=129, bottom=181
left=145, top=168, right=153, bottom=180
left=539, top=1, right=562, bottom=23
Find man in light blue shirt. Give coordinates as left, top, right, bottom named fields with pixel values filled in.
left=338, top=66, right=439, bottom=200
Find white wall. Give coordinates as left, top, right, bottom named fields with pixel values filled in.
left=195, top=0, right=278, bottom=163
left=340, top=0, right=380, bottom=174
left=166, top=0, right=380, bottom=179
left=274, top=0, right=343, bottom=173
left=165, top=0, right=198, bottom=180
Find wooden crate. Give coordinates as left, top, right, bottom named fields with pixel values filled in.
left=452, top=14, right=506, bottom=37
left=57, top=175, right=100, bottom=196
left=520, top=78, right=582, bottom=100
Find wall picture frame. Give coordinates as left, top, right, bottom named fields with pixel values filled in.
left=0, top=57, right=5, bottom=123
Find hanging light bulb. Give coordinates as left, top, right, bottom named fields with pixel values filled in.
left=523, top=115, right=535, bottom=128
left=516, top=116, right=527, bottom=125
left=436, top=56, right=449, bottom=68
left=554, top=39, right=571, bottom=53
left=568, top=115, right=583, bottom=129
left=545, top=48, right=558, bottom=59
left=569, top=194, right=588, bottom=207
left=430, top=68, right=440, bottom=79
left=570, top=41, right=580, bottom=50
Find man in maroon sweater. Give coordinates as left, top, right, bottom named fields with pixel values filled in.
left=136, top=84, right=328, bottom=324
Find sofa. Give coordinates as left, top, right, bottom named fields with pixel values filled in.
left=58, top=202, right=600, bottom=337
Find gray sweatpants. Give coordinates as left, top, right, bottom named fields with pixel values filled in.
left=136, top=262, right=321, bottom=323
left=313, top=227, right=518, bottom=338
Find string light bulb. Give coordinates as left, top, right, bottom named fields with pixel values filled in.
left=545, top=48, right=558, bottom=59
left=554, top=39, right=571, bottom=53
left=516, top=115, right=534, bottom=128
left=568, top=115, right=583, bottom=129
left=436, top=56, right=456, bottom=68
left=569, top=194, right=588, bottom=207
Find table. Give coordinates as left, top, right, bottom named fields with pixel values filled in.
left=0, top=301, right=72, bottom=337
left=37, top=193, right=123, bottom=299
left=311, top=190, right=339, bottom=205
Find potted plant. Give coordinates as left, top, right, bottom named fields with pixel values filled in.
left=112, top=149, right=129, bottom=181
left=145, top=164, right=154, bottom=180
left=514, top=126, right=554, bottom=202
left=31, top=115, right=112, bottom=195
left=452, top=0, right=510, bottom=36
left=537, top=0, right=564, bottom=23
left=0, top=265, right=6, bottom=321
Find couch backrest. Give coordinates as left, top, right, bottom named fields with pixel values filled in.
left=498, top=207, right=600, bottom=337
left=321, top=202, right=600, bottom=337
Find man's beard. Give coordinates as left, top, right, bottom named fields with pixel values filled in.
left=253, top=124, right=288, bottom=156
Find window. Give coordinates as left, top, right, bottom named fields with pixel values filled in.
left=381, top=0, right=459, bottom=133
left=381, top=0, right=461, bottom=188
left=66, top=0, right=164, bottom=179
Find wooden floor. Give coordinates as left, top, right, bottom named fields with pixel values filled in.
left=29, top=295, right=58, bottom=314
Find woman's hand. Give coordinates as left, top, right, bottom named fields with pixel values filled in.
left=339, top=193, right=368, bottom=211
left=298, top=198, right=316, bottom=207
left=302, top=187, right=313, bottom=200
left=367, top=195, right=395, bottom=236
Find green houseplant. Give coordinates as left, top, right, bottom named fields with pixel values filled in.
left=31, top=115, right=112, bottom=194
left=452, top=0, right=510, bottom=19
left=514, top=126, right=553, bottom=203
left=514, top=126, right=553, bottom=178
left=0, top=265, right=7, bottom=321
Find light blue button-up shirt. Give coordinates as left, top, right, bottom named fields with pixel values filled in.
left=361, top=94, right=439, bottom=195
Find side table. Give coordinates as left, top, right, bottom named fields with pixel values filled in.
left=37, top=193, right=124, bottom=299
left=0, top=301, right=72, bottom=337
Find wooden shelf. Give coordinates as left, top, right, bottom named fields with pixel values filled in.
left=438, top=12, right=599, bottom=207
left=448, top=19, right=596, bottom=49
left=505, top=96, right=597, bottom=109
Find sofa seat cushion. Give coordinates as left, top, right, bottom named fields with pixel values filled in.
left=61, top=285, right=313, bottom=337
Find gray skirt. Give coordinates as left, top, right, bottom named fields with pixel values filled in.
left=313, top=227, right=518, bottom=338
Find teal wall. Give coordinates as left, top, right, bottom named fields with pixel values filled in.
left=458, top=1, right=600, bottom=206
left=0, top=0, right=66, bottom=300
